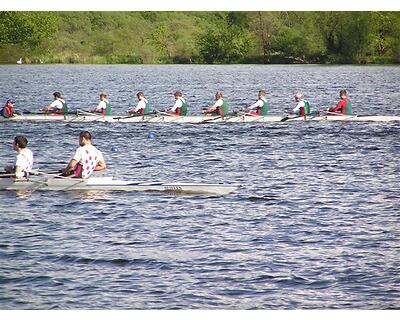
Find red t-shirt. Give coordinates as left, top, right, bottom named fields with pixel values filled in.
left=330, top=99, right=348, bottom=113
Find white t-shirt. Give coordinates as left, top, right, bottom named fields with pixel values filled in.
left=292, top=100, right=305, bottom=113
left=72, top=144, right=104, bottom=179
left=15, top=148, right=33, bottom=178
left=171, top=97, right=185, bottom=112
left=210, top=98, right=224, bottom=111
left=95, top=99, right=109, bottom=112
left=249, top=97, right=267, bottom=110
left=133, top=98, right=148, bottom=112
left=50, top=99, right=65, bottom=111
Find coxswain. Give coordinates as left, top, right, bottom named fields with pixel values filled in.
left=62, top=131, right=106, bottom=179
left=203, top=91, right=229, bottom=117
left=168, top=91, right=188, bottom=116
left=246, top=90, right=269, bottom=116
left=4, top=135, right=34, bottom=179
left=328, top=90, right=352, bottom=115
left=128, top=92, right=150, bottom=115
left=42, top=92, right=68, bottom=114
left=93, top=93, right=111, bottom=116
left=1, top=99, right=16, bottom=118
left=291, top=92, right=311, bottom=116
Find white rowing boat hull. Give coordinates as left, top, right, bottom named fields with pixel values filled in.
left=0, top=177, right=239, bottom=196
left=0, top=113, right=111, bottom=122
left=2, top=114, right=400, bottom=123
left=108, top=114, right=400, bottom=123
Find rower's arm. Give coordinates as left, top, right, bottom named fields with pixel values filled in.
left=248, top=100, right=262, bottom=110
left=14, top=165, right=25, bottom=178
left=329, top=100, right=345, bottom=112
left=292, top=101, right=304, bottom=113
left=63, top=159, right=78, bottom=175
left=94, top=160, right=106, bottom=172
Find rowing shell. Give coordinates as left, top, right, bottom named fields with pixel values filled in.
left=2, top=113, right=400, bottom=123
left=0, top=177, right=239, bottom=196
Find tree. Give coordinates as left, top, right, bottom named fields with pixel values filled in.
left=197, top=12, right=252, bottom=64
left=0, top=12, right=58, bottom=48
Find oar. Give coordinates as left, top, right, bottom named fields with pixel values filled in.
left=112, top=111, right=155, bottom=120
left=0, top=172, right=16, bottom=178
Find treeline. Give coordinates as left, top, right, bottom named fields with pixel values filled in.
left=1, top=11, right=400, bottom=64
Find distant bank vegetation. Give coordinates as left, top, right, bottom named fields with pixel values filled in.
left=1, top=12, right=399, bottom=64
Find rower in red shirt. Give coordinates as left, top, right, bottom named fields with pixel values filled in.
left=328, top=90, right=352, bottom=115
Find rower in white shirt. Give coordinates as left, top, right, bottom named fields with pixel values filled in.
left=203, top=91, right=229, bottom=117
left=246, top=90, right=269, bottom=116
left=168, top=91, right=188, bottom=116
left=93, top=93, right=111, bottom=116
left=4, top=135, right=34, bottom=179
left=42, top=92, right=68, bottom=114
left=62, top=131, right=106, bottom=179
left=128, top=92, right=150, bottom=115
left=291, top=92, right=311, bottom=116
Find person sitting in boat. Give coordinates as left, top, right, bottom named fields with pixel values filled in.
left=328, top=90, right=352, bottom=115
left=1, top=99, right=16, bottom=118
left=93, top=93, right=111, bottom=116
left=203, top=91, right=229, bottom=117
left=246, top=90, right=269, bottom=116
left=42, top=92, right=68, bottom=114
left=4, top=135, right=33, bottom=179
left=168, top=91, right=188, bottom=116
left=290, top=92, right=311, bottom=116
left=62, top=131, right=106, bottom=179
left=128, top=91, right=150, bottom=115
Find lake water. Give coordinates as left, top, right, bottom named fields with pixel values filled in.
left=0, top=65, right=399, bottom=309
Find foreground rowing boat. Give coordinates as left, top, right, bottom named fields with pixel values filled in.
left=2, top=113, right=400, bottom=123
left=0, top=176, right=239, bottom=196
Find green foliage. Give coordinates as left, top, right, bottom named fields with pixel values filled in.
left=0, top=12, right=58, bottom=47
left=0, top=11, right=399, bottom=64
left=197, top=12, right=252, bottom=63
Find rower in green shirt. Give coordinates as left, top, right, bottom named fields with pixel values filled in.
left=203, top=91, right=228, bottom=117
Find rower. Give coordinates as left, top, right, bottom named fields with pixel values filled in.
left=246, top=90, right=269, bottom=116
left=128, top=92, right=150, bottom=115
left=93, top=93, right=111, bottom=116
left=42, top=92, right=68, bottom=114
left=291, top=92, right=311, bottom=116
left=168, top=91, right=188, bottom=116
left=62, top=131, right=106, bottom=179
left=203, top=91, right=229, bottom=117
left=328, top=90, right=352, bottom=115
left=1, top=99, right=16, bottom=118
left=4, top=136, right=33, bottom=179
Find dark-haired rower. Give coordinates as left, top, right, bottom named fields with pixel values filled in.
left=93, top=93, right=111, bottom=116
left=328, top=90, right=352, bottom=115
left=62, top=131, right=106, bottom=179
left=42, top=92, right=68, bottom=114
left=128, top=92, right=150, bottom=115
left=1, top=99, right=16, bottom=118
left=4, top=136, right=34, bottom=179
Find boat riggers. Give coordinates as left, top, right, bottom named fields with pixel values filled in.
left=0, top=175, right=240, bottom=196
left=1, top=110, right=400, bottom=123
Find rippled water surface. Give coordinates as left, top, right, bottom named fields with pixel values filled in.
left=0, top=65, right=399, bottom=309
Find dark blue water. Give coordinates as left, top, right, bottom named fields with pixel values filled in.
left=0, top=65, right=399, bottom=309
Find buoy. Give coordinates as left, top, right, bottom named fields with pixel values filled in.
left=111, top=146, right=119, bottom=153
left=147, top=132, right=156, bottom=139
left=17, top=58, right=22, bottom=64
